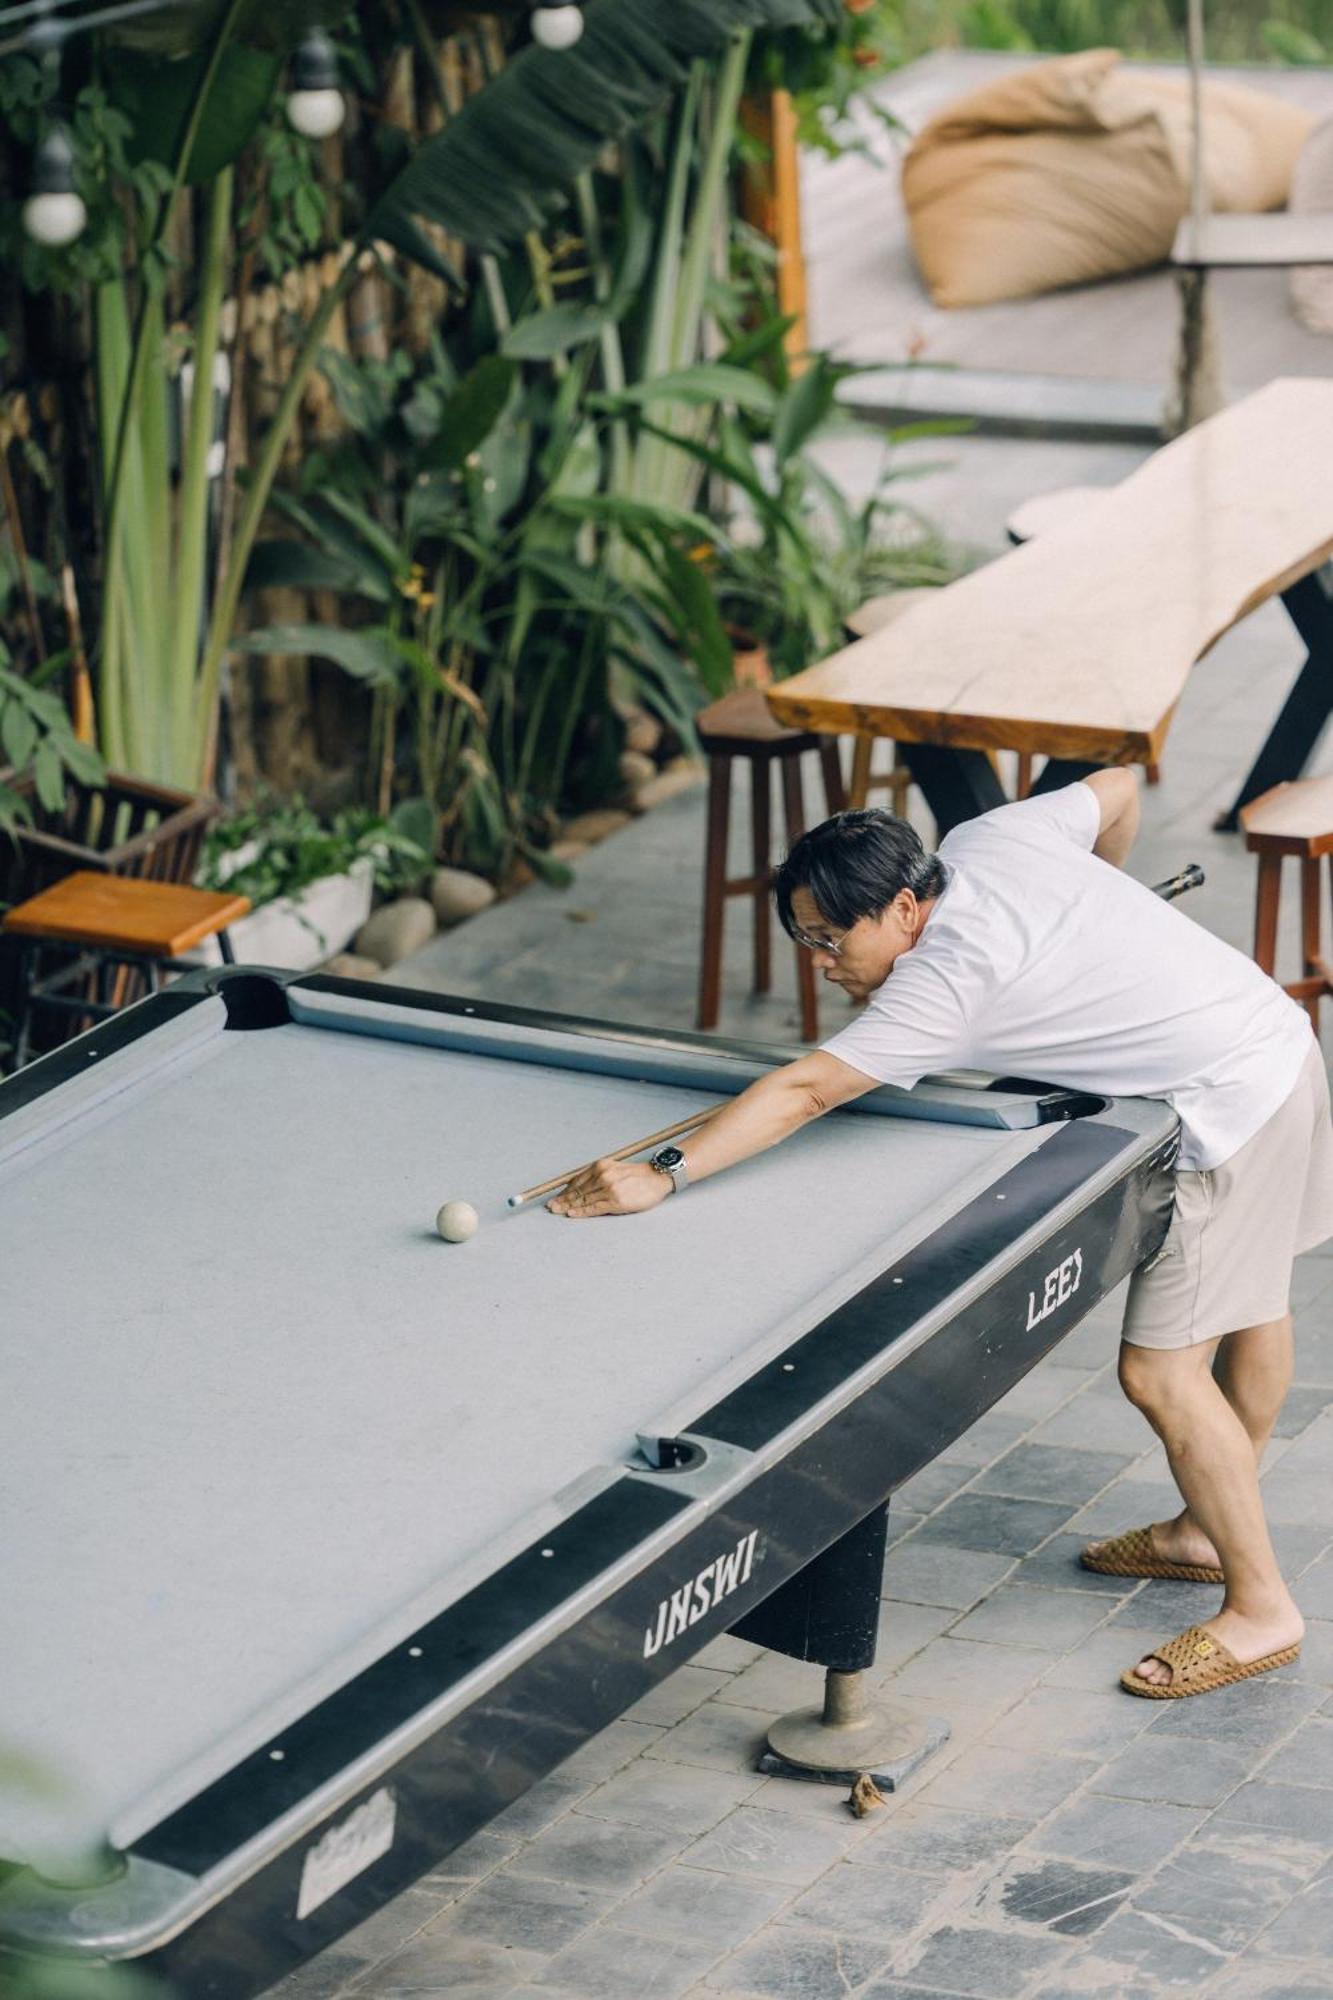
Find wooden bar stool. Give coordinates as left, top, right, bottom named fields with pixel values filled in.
left=1240, top=775, right=1333, bottom=1029
left=697, top=688, right=845, bottom=1043
left=3, top=871, right=250, bottom=1068
left=1006, top=485, right=1161, bottom=794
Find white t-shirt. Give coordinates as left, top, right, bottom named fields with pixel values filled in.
left=822, top=782, right=1313, bottom=1170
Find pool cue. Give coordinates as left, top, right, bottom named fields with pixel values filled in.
left=507, top=1107, right=722, bottom=1210
left=1152, top=863, right=1205, bottom=903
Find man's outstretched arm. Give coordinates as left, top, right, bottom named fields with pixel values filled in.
left=1084, top=768, right=1139, bottom=868
left=547, top=1050, right=879, bottom=1219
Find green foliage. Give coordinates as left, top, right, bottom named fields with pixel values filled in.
left=0, top=650, right=105, bottom=838
left=197, top=794, right=431, bottom=905
left=885, top=0, right=1333, bottom=60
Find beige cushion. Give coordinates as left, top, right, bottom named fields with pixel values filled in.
left=903, top=51, right=1315, bottom=308
left=1289, top=114, right=1333, bottom=335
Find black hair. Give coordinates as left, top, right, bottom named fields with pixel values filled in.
left=774, top=808, right=948, bottom=938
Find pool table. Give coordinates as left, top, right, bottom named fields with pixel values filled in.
left=0, top=969, right=1179, bottom=1996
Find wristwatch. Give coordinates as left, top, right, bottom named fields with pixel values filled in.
left=650, top=1144, right=689, bottom=1195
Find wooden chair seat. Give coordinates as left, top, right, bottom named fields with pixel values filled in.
left=696, top=691, right=844, bottom=1043
left=4, top=872, right=250, bottom=956
left=1240, top=777, right=1333, bottom=1028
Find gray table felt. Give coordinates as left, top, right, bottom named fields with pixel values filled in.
left=0, top=1011, right=1050, bottom=1867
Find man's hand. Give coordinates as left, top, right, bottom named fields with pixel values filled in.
left=548, top=1159, right=672, bottom=1220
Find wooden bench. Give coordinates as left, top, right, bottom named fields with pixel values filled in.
left=768, top=378, right=1333, bottom=835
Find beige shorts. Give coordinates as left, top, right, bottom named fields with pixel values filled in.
left=1122, top=1039, right=1333, bottom=1351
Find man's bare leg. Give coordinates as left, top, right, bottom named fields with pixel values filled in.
left=1086, top=1314, right=1294, bottom=1571
left=1115, top=1340, right=1303, bottom=1684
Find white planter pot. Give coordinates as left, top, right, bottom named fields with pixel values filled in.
left=196, top=857, right=375, bottom=971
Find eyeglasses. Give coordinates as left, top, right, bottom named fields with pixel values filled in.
left=790, top=923, right=848, bottom=958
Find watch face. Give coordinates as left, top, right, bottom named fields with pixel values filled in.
left=656, top=1146, right=685, bottom=1170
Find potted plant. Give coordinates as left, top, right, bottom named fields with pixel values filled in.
left=193, top=796, right=430, bottom=970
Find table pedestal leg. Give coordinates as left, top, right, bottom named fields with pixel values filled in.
left=897, top=743, right=1008, bottom=835
left=759, top=1668, right=950, bottom=1789
left=1218, top=570, right=1333, bottom=832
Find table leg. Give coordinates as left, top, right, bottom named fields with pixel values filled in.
left=697, top=754, right=732, bottom=1031
left=896, top=743, right=1008, bottom=835
left=780, top=756, right=819, bottom=1041
left=1301, top=856, right=1322, bottom=1031
left=818, top=739, right=846, bottom=816
left=751, top=757, right=772, bottom=997
left=1218, top=570, right=1333, bottom=832
left=848, top=735, right=873, bottom=810
left=1253, top=853, right=1281, bottom=975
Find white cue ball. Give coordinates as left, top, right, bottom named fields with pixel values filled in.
left=436, top=1201, right=479, bottom=1243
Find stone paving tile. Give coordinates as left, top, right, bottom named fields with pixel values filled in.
left=967, top=1856, right=1135, bottom=1937
left=490, top=1773, right=590, bottom=1842
left=948, top=1582, right=1114, bottom=1653
left=1294, top=1555, right=1333, bottom=1620
left=683, top=1805, right=867, bottom=1887
left=1025, top=1795, right=1205, bottom=1872
left=693, top=1635, right=765, bottom=1672
left=711, top=1649, right=828, bottom=1717
left=932, top=1410, right=1030, bottom=1468
left=881, top=1635, right=1053, bottom=1719
left=908, top=1494, right=1071, bottom=1558
left=353, top=1933, right=546, bottom=1997
left=506, top=1812, right=694, bottom=1890
left=915, top=1744, right=1101, bottom=1821
left=646, top=1700, right=773, bottom=1772
left=895, top=1457, right=978, bottom=1516
left=873, top=1600, right=961, bottom=1673
left=436, top=1875, right=616, bottom=1954
left=1053, top=1906, right=1232, bottom=1989
left=1041, top=1624, right=1151, bottom=1693
left=614, top=1865, right=793, bottom=1949
left=984, top=1685, right=1154, bottom=1760
left=557, top=1717, right=665, bottom=1781
left=1291, top=1618, right=1333, bottom=1688
left=971, top=1444, right=1132, bottom=1508
left=1128, top=1841, right=1307, bottom=1955
left=1140, top=1674, right=1327, bottom=1749
left=1209, top=1778, right=1333, bottom=1844
left=843, top=1803, right=1038, bottom=1876
left=1272, top=1384, right=1333, bottom=1438
left=627, top=1663, right=737, bottom=1727
left=579, top=1759, right=765, bottom=1836
left=1094, top=1732, right=1253, bottom=1809
left=531, top=1922, right=724, bottom=1998
left=1207, top=1961, right=1333, bottom=1998
left=783, top=1857, right=954, bottom=1940
left=991, top=1364, right=1090, bottom=1422
left=706, top=1925, right=898, bottom=1997
left=1240, top=1864, right=1328, bottom=1960
left=1029, top=1390, right=1152, bottom=1456
left=882, top=1543, right=1016, bottom=1612
left=331, top=1880, right=474, bottom=1969
left=1009, top=1534, right=1139, bottom=1596
left=1259, top=1717, right=1333, bottom=1789
left=270, top=1950, right=365, bottom=1998
left=881, top=1921, right=1074, bottom=1995
left=1105, top=1579, right=1225, bottom=1633
left=1068, top=1478, right=1182, bottom=1538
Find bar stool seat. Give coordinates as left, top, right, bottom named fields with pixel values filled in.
left=1240, top=775, right=1333, bottom=1029
left=696, top=688, right=844, bottom=1043
left=3, top=871, right=250, bottom=1068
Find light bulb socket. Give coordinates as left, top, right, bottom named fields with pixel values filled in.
left=291, top=28, right=339, bottom=93
left=32, top=123, right=77, bottom=197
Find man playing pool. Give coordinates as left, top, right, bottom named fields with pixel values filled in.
left=550, top=773, right=1333, bottom=1700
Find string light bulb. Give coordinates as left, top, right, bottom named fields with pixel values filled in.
left=287, top=28, right=344, bottom=138
left=532, top=2, right=584, bottom=50
left=22, top=123, right=85, bottom=246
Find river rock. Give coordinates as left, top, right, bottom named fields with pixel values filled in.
left=561, top=809, right=631, bottom=845
left=633, top=765, right=704, bottom=811
left=355, top=897, right=436, bottom=967
left=321, top=953, right=382, bottom=982
left=431, top=867, right=497, bottom=927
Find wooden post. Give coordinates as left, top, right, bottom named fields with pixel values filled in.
left=739, top=88, right=809, bottom=369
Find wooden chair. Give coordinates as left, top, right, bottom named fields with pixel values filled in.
left=1005, top=487, right=1161, bottom=794
left=1239, top=775, right=1333, bottom=1030
left=696, top=689, right=844, bottom=1043
left=3, top=872, right=249, bottom=1068
left=0, top=770, right=219, bottom=1065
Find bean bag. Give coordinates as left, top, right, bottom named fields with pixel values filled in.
left=903, top=50, right=1314, bottom=308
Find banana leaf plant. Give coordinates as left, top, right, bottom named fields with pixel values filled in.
left=232, top=335, right=733, bottom=878
left=82, top=0, right=845, bottom=791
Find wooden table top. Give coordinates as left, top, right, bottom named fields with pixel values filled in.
left=768, top=377, right=1333, bottom=764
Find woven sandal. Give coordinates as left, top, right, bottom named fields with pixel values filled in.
left=1120, top=1624, right=1301, bottom=1699
left=1080, top=1525, right=1223, bottom=1585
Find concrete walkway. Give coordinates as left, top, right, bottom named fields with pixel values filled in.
left=274, top=430, right=1333, bottom=1999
